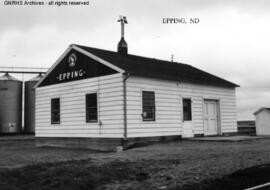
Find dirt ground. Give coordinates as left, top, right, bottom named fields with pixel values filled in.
left=0, top=140, right=99, bottom=168
left=1, top=138, right=270, bottom=189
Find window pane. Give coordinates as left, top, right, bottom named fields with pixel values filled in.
left=142, top=91, right=155, bottom=121
left=143, top=99, right=155, bottom=106
left=51, top=98, right=60, bottom=124
left=87, top=107, right=97, bottom=114
left=52, top=112, right=60, bottom=123
left=88, top=114, right=97, bottom=121
left=143, top=92, right=154, bottom=100
left=143, top=106, right=155, bottom=114
left=183, top=99, right=192, bottom=121
left=86, top=94, right=97, bottom=107
left=144, top=110, right=154, bottom=119
left=86, top=93, right=98, bottom=122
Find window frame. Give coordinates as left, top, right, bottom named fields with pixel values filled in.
left=183, top=98, right=192, bottom=121
left=142, top=91, right=156, bottom=121
left=85, top=93, right=98, bottom=123
left=51, top=98, right=60, bottom=124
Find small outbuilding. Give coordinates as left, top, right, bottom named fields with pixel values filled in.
left=254, top=108, right=270, bottom=135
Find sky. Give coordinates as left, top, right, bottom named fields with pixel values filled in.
left=0, top=0, right=270, bottom=120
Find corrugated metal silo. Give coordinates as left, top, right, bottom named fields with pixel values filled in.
left=24, top=74, right=43, bottom=133
left=0, top=73, right=22, bottom=133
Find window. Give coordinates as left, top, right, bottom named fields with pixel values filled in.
left=142, top=91, right=155, bottom=121
left=183, top=98, right=192, bottom=121
left=51, top=98, right=60, bottom=124
left=86, top=93, right=98, bottom=122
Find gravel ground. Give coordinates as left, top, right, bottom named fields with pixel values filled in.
left=0, top=138, right=270, bottom=189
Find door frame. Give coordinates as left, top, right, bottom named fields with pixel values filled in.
left=181, top=97, right=194, bottom=138
left=203, top=99, right=221, bottom=136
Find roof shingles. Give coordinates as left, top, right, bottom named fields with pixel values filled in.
left=76, top=44, right=239, bottom=88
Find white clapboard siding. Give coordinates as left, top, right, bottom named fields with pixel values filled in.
left=36, top=72, right=237, bottom=139
left=126, top=76, right=237, bottom=138
left=35, top=73, right=124, bottom=138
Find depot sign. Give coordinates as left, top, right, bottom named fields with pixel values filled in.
left=38, top=49, right=118, bottom=87
left=55, top=53, right=86, bottom=81
left=56, top=70, right=86, bottom=81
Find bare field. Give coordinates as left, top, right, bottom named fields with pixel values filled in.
left=0, top=138, right=270, bottom=189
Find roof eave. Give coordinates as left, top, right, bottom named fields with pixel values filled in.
left=127, top=73, right=239, bottom=88
left=254, top=107, right=270, bottom=115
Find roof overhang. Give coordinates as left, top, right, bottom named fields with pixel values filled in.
left=253, top=107, right=270, bottom=115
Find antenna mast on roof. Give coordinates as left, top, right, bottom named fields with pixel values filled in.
left=117, top=15, right=128, bottom=55
left=171, top=54, right=174, bottom=62
left=118, top=15, right=128, bottom=38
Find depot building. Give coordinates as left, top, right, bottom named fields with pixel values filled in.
left=35, top=35, right=239, bottom=151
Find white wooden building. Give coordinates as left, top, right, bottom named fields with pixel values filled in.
left=254, top=108, right=270, bottom=135
left=35, top=43, right=239, bottom=151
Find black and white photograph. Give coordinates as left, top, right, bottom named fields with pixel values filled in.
left=0, top=0, right=270, bottom=189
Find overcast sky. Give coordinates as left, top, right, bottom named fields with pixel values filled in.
left=1, top=0, right=270, bottom=120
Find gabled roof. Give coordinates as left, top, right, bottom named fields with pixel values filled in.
left=36, top=44, right=239, bottom=88
left=254, top=107, right=270, bottom=115
left=75, top=44, right=239, bottom=88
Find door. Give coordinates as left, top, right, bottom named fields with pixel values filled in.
left=182, top=98, right=194, bottom=138
left=204, top=100, right=219, bottom=136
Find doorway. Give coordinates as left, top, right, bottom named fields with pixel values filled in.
left=203, top=100, right=220, bottom=136
left=182, top=98, right=193, bottom=138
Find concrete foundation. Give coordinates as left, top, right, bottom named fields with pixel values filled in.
left=36, top=135, right=182, bottom=151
